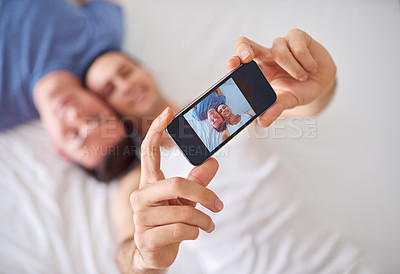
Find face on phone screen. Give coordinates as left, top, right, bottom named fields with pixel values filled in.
left=183, top=77, right=256, bottom=152
left=167, top=61, right=276, bottom=165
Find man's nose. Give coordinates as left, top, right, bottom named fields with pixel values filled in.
left=64, top=106, right=78, bottom=124
left=115, top=77, right=131, bottom=96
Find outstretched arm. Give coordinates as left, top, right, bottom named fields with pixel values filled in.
left=226, top=29, right=337, bottom=127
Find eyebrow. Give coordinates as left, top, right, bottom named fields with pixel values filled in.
left=118, top=63, right=130, bottom=74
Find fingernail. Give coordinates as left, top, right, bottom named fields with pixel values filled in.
left=208, top=222, right=215, bottom=233
left=240, top=49, right=250, bottom=61
left=299, top=74, right=308, bottom=81
left=215, top=198, right=224, bottom=211
left=160, top=107, right=169, bottom=120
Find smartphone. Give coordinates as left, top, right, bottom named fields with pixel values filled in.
left=166, top=60, right=277, bottom=165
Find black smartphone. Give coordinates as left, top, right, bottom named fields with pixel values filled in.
left=166, top=60, right=277, bottom=165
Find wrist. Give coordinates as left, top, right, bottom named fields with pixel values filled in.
left=133, top=250, right=165, bottom=274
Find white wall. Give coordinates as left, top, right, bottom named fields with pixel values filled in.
left=121, top=0, right=400, bottom=272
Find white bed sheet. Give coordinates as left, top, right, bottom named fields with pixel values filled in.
left=0, top=121, right=378, bottom=274
left=162, top=126, right=377, bottom=273
left=0, top=121, right=119, bottom=274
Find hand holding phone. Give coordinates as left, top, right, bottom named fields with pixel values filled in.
left=166, top=61, right=277, bottom=165
left=227, top=30, right=337, bottom=126
left=131, top=108, right=222, bottom=270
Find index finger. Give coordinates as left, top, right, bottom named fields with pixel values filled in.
left=233, top=36, right=271, bottom=63
left=140, top=107, right=174, bottom=184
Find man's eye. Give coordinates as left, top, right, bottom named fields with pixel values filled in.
left=120, top=67, right=133, bottom=78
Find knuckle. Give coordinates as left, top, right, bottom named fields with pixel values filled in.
left=236, top=36, right=249, bottom=45
left=288, top=28, right=303, bottom=36
left=274, top=50, right=290, bottom=64
left=169, top=177, right=185, bottom=193
left=134, top=231, right=147, bottom=250
left=130, top=191, right=141, bottom=208
left=133, top=209, right=147, bottom=226
left=273, top=37, right=284, bottom=46
left=144, top=237, right=158, bottom=251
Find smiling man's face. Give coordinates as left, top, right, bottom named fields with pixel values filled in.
left=217, top=104, right=231, bottom=120
left=38, top=84, right=124, bottom=169
left=85, top=52, right=163, bottom=120
left=207, top=108, right=224, bottom=129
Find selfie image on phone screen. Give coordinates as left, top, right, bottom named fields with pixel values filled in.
left=183, top=78, right=256, bottom=152
left=167, top=61, right=276, bottom=165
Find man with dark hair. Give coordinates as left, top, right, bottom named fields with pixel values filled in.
left=0, top=0, right=139, bottom=181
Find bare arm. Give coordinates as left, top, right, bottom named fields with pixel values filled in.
left=113, top=167, right=162, bottom=274
left=113, top=167, right=166, bottom=274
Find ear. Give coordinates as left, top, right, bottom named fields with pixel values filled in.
left=54, top=145, right=72, bottom=163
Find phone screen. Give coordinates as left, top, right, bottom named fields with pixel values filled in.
left=166, top=61, right=276, bottom=165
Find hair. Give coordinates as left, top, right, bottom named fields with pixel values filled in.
left=79, top=119, right=143, bottom=183
left=85, top=137, right=140, bottom=182
left=83, top=50, right=142, bottom=85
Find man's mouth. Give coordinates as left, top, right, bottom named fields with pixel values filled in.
left=128, top=86, right=148, bottom=106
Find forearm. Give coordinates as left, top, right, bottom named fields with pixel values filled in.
left=281, top=78, right=336, bottom=118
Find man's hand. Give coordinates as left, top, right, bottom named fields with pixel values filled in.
left=227, top=29, right=337, bottom=127
left=130, top=108, right=222, bottom=271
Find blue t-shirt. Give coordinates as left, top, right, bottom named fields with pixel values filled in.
left=192, top=91, right=226, bottom=120
left=0, top=0, right=123, bottom=131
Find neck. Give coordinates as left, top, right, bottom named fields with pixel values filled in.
left=227, top=114, right=241, bottom=125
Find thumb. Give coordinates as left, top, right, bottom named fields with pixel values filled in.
left=187, top=157, right=219, bottom=187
